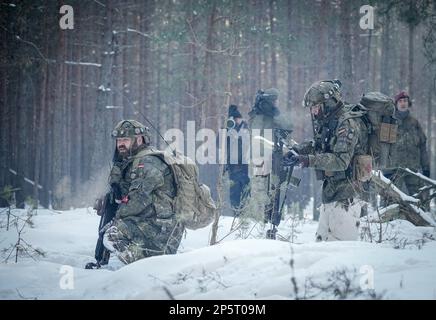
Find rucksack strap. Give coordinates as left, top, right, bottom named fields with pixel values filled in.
left=131, top=148, right=179, bottom=195
left=337, top=105, right=369, bottom=132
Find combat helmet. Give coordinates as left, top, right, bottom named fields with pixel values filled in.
left=303, top=79, right=342, bottom=107
left=111, top=120, right=151, bottom=145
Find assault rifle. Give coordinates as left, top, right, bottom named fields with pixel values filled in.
left=254, top=128, right=301, bottom=239
left=84, top=186, right=120, bottom=269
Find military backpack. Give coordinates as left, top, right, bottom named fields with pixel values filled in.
left=333, top=92, right=397, bottom=181
left=133, top=148, right=216, bottom=230
left=358, top=92, right=397, bottom=170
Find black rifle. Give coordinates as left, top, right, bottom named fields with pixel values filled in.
left=266, top=128, right=300, bottom=239
left=85, top=189, right=119, bottom=269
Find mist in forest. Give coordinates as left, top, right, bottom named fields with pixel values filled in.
left=1, top=0, right=435, bottom=210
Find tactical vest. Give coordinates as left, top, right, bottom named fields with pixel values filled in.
left=314, top=105, right=370, bottom=182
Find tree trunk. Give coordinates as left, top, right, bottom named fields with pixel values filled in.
left=91, top=0, right=116, bottom=178
left=269, top=0, right=277, bottom=88
left=340, top=0, right=353, bottom=100
left=408, top=24, right=415, bottom=97
left=381, top=13, right=391, bottom=94
left=286, top=0, right=293, bottom=110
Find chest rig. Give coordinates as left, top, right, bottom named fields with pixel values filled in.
left=314, top=119, right=339, bottom=153
left=313, top=115, right=355, bottom=181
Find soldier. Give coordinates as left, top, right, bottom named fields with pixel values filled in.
left=102, top=120, right=185, bottom=264
left=224, top=105, right=250, bottom=215
left=248, top=88, right=280, bottom=131
left=247, top=88, right=281, bottom=228
left=383, top=91, right=430, bottom=203
left=284, top=80, right=369, bottom=241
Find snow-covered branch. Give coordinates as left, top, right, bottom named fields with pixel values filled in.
left=8, top=168, right=43, bottom=190
left=372, top=170, right=436, bottom=227
left=64, top=61, right=102, bottom=68
left=126, top=28, right=153, bottom=39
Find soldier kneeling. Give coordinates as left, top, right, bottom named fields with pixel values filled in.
left=102, top=120, right=185, bottom=265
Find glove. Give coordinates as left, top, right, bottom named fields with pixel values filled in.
left=423, top=170, right=430, bottom=178
left=93, top=197, right=105, bottom=215
left=282, top=152, right=309, bottom=168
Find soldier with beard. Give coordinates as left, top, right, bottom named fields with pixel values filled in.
left=101, top=120, right=185, bottom=264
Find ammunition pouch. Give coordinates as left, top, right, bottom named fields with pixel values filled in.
left=379, top=117, right=397, bottom=143
left=353, top=155, right=373, bottom=182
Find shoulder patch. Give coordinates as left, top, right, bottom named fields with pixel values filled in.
left=338, top=128, right=347, bottom=136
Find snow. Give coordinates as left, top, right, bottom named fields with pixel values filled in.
left=105, top=105, right=123, bottom=109
left=403, top=168, right=436, bottom=186
left=98, top=85, right=111, bottom=92
left=377, top=204, right=399, bottom=216
left=1, top=206, right=436, bottom=300
left=6, top=169, right=43, bottom=189
left=410, top=204, right=436, bottom=227
left=64, top=61, right=102, bottom=67
left=377, top=171, right=420, bottom=203
left=126, top=28, right=152, bottom=39
left=374, top=170, right=436, bottom=226
left=23, top=177, right=43, bottom=189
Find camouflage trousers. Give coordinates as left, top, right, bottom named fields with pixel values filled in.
left=103, top=216, right=184, bottom=264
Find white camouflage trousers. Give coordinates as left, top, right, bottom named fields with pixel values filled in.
left=315, top=199, right=363, bottom=241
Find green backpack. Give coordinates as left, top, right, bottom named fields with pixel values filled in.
left=336, top=92, right=397, bottom=171
left=359, top=92, right=397, bottom=170
left=134, top=148, right=216, bottom=230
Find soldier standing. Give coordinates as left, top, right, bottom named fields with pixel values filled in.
left=284, top=80, right=370, bottom=241
left=247, top=88, right=282, bottom=230
left=225, top=105, right=250, bottom=215
left=102, top=120, right=185, bottom=264
left=383, top=91, right=430, bottom=205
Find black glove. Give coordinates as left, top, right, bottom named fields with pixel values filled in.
left=282, top=152, right=309, bottom=168
left=423, top=170, right=430, bottom=178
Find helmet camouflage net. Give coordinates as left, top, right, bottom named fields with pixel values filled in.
left=302, top=80, right=342, bottom=108
left=111, top=120, right=150, bottom=141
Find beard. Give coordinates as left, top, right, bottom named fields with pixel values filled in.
left=117, top=145, right=129, bottom=158
left=117, top=139, right=139, bottom=158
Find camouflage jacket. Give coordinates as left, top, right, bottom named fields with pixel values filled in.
left=387, top=112, right=430, bottom=173
left=109, top=145, right=176, bottom=221
left=298, top=105, right=369, bottom=203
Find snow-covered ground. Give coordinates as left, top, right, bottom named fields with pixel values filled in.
left=1, top=205, right=436, bottom=300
